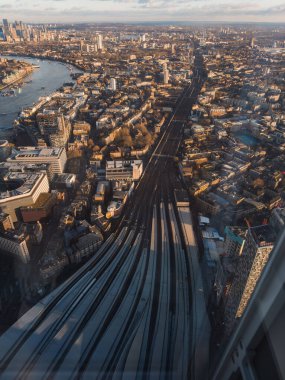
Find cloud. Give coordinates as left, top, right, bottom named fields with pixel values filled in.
left=258, top=3, right=285, bottom=14
left=0, top=4, right=14, bottom=8
left=196, top=2, right=285, bottom=16
left=1, top=0, right=285, bottom=22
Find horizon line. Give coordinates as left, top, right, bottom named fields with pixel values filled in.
left=2, top=20, right=285, bottom=26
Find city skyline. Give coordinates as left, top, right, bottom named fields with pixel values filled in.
left=2, top=0, right=285, bottom=23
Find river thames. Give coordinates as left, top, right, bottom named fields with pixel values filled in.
left=0, top=56, right=78, bottom=139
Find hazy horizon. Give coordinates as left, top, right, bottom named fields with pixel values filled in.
left=1, top=0, right=285, bottom=24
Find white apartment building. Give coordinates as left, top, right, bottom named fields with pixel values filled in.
left=0, top=172, right=49, bottom=222
left=106, top=160, right=143, bottom=181
left=0, top=231, right=30, bottom=263
left=8, top=147, right=67, bottom=177
left=110, top=78, right=117, bottom=91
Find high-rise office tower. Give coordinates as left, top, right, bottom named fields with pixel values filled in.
left=110, top=78, right=117, bottom=91
left=2, top=19, right=9, bottom=30
left=212, top=229, right=285, bottom=380
left=223, top=225, right=276, bottom=335
left=163, top=69, right=169, bottom=84
left=0, top=27, right=4, bottom=40
left=98, top=34, right=103, bottom=50
left=163, top=63, right=169, bottom=84
left=2, top=19, right=9, bottom=39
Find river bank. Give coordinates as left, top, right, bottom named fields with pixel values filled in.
left=0, top=56, right=81, bottom=140
left=2, top=52, right=84, bottom=72
left=0, top=64, right=34, bottom=92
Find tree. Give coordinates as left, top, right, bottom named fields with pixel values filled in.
left=137, top=123, right=148, bottom=135
left=88, top=138, right=94, bottom=147
left=93, top=145, right=101, bottom=152
left=115, top=128, right=133, bottom=148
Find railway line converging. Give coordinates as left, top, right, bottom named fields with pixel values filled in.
left=0, top=50, right=207, bottom=379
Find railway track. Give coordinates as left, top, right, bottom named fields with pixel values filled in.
left=0, top=49, right=206, bottom=379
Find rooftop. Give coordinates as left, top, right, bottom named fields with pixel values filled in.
left=106, top=159, right=142, bottom=169
left=250, top=225, right=276, bottom=247
left=0, top=172, right=46, bottom=201
left=0, top=229, right=26, bottom=243
left=10, top=147, right=64, bottom=160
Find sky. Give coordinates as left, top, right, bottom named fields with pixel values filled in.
left=1, top=0, right=285, bottom=23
